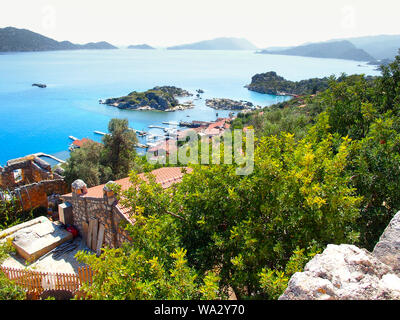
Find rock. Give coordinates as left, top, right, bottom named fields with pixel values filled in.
left=279, top=244, right=400, bottom=300
left=32, top=83, right=47, bottom=88
left=373, top=211, right=400, bottom=273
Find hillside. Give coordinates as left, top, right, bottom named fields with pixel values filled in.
left=345, top=34, right=400, bottom=60
left=167, top=37, right=258, bottom=50
left=0, top=27, right=117, bottom=52
left=259, top=40, right=374, bottom=61
left=245, top=71, right=330, bottom=96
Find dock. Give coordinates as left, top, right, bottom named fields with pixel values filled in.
left=94, top=131, right=108, bottom=136
left=68, top=136, right=78, bottom=141
left=162, top=121, right=179, bottom=126
left=129, top=128, right=148, bottom=136
left=148, top=125, right=166, bottom=129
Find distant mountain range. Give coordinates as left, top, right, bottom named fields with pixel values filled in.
left=259, top=40, right=375, bottom=62
left=2, top=26, right=399, bottom=63
left=127, top=44, right=155, bottom=49
left=0, top=27, right=117, bottom=52
left=261, top=35, right=400, bottom=62
left=167, top=37, right=258, bottom=50
left=336, top=35, right=400, bottom=61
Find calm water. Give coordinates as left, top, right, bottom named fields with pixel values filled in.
left=0, top=49, right=380, bottom=165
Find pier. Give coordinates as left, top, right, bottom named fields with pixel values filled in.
left=94, top=131, right=108, bottom=136
left=148, top=125, right=166, bottom=129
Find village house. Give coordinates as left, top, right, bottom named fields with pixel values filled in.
left=59, top=167, right=191, bottom=253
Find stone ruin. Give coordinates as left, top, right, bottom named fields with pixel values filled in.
left=0, top=154, right=69, bottom=212
left=280, top=211, right=400, bottom=300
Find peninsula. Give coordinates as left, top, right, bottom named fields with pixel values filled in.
left=258, top=40, right=374, bottom=62
left=0, top=27, right=117, bottom=52
left=100, top=86, right=194, bottom=111
left=245, top=71, right=330, bottom=96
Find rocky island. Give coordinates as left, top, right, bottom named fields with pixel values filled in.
left=205, top=98, right=260, bottom=110
left=100, top=86, right=194, bottom=111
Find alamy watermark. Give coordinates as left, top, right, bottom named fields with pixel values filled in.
left=145, top=128, right=254, bottom=176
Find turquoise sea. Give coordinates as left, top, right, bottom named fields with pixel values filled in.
left=0, top=49, right=380, bottom=165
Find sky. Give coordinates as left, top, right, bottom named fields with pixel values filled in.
left=1, top=0, right=400, bottom=48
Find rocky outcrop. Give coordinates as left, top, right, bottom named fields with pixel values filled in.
left=205, top=98, right=260, bottom=110
left=279, top=212, right=400, bottom=300
left=101, top=86, right=193, bottom=112
left=372, top=212, right=400, bottom=274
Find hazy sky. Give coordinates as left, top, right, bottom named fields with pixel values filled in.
left=1, top=0, right=400, bottom=48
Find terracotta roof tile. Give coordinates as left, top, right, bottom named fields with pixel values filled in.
left=63, top=167, right=192, bottom=199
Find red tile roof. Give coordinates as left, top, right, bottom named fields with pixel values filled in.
left=72, top=138, right=97, bottom=148
left=63, top=167, right=192, bottom=199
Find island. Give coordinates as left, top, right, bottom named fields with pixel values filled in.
left=100, top=86, right=194, bottom=111
left=205, top=98, right=260, bottom=110
left=32, top=83, right=47, bottom=88
left=127, top=44, right=155, bottom=50
left=245, top=71, right=330, bottom=96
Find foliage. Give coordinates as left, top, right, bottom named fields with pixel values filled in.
left=75, top=171, right=221, bottom=300
left=246, top=71, right=331, bottom=95
left=102, top=118, right=139, bottom=180
left=0, top=241, right=25, bottom=300
left=172, top=128, right=361, bottom=299
left=63, top=118, right=142, bottom=187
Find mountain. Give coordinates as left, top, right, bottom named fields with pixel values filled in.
left=167, top=37, right=258, bottom=50
left=0, top=27, right=117, bottom=52
left=341, top=35, right=400, bottom=60
left=258, top=40, right=374, bottom=61
left=127, top=44, right=155, bottom=49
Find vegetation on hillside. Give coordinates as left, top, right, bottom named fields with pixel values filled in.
left=103, top=86, right=192, bottom=111
left=75, top=52, right=400, bottom=300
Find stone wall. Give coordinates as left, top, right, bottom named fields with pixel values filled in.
left=1, top=155, right=68, bottom=212
left=0, top=156, right=59, bottom=189
left=13, top=179, right=69, bottom=212
left=62, top=192, right=132, bottom=249
left=280, top=211, right=400, bottom=300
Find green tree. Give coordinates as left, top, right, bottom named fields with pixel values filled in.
left=63, top=140, right=112, bottom=187
left=75, top=171, right=220, bottom=300
left=172, top=129, right=361, bottom=299
left=102, top=118, right=139, bottom=180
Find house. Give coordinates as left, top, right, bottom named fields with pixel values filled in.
left=69, top=138, right=100, bottom=151
left=59, top=167, right=192, bottom=250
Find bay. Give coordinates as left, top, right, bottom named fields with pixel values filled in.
left=0, top=49, right=380, bottom=165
